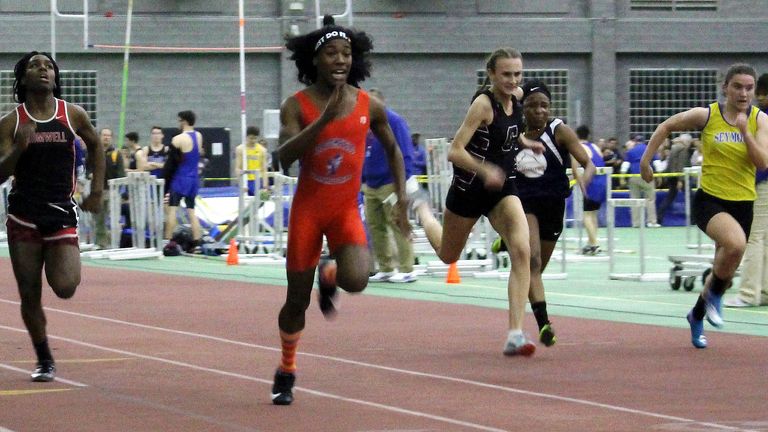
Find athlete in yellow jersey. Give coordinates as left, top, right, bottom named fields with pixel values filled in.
left=234, top=126, right=269, bottom=196
left=700, top=102, right=761, bottom=201
left=640, top=63, right=768, bottom=349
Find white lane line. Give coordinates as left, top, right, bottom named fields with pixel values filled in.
left=0, top=362, right=88, bottom=387
left=0, top=324, right=506, bottom=432
left=0, top=300, right=749, bottom=431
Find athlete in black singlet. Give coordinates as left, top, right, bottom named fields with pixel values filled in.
left=514, top=80, right=595, bottom=348
left=0, top=51, right=104, bottom=382
left=413, top=48, right=545, bottom=356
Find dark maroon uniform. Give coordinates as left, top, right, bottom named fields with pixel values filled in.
left=6, top=98, right=79, bottom=240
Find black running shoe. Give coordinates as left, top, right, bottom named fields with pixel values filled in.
left=317, top=257, right=338, bottom=319
left=271, top=369, right=295, bottom=405
left=31, top=360, right=56, bottom=382
left=539, top=323, right=557, bottom=347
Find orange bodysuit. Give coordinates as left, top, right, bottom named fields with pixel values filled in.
left=286, top=88, right=370, bottom=271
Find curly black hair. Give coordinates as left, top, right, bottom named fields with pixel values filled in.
left=285, top=15, right=373, bottom=87
left=13, top=51, right=61, bottom=103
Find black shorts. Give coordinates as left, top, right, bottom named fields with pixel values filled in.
left=692, top=189, right=753, bottom=239
left=168, top=191, right=196, bottom=209
left=445, top=176, right=518, bottom=218
left=7, top=192, right=78, bottom=235
left=583, top=198, right=602, bottom=212
left=521, top=197, right=565, bottom=242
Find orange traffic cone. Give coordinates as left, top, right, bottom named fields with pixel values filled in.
left=446, top=261, right=461, bottom=284
left=226, top=238, right=239, bottom=265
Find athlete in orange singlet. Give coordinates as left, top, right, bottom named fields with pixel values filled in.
left=270, top=16, right=411, bottom=405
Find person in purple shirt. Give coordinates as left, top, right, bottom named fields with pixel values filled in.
left=164, top=110, right=203, bottom=247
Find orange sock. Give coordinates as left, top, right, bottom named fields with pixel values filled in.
left=279, top=331, right=301, bottom=373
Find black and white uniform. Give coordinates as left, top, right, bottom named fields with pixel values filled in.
left=7, top=98, right=79, bottom=235
left=515, top=118, right=571, bottom=241
left=446, top=89, right=523, bottom=218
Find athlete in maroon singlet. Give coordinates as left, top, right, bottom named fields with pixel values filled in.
left=0, top=51, right=104, bottom=382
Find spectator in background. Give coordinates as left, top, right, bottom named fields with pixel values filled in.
left=576, top=125, right=607, bottom=255
left=164, top=110, right=204, bottom=247
left=602, top=136, right=623, bottom=189
left=624, top=134, right=660, bottom=228
left=137, top=126, right=169, bottom=178
left=655, top=139, right=671, bottom=177
left=94, top=128, right=125, bottom=248
left=122, top=131, right=141, bottom=173
left=74, top=135, right=87, bottom=182
left=726, top=72, right=768, bottom=307
left=235, top=126, right=269, bottom=196
left=596, top=138, right=606, bottom=151
left=412, top=132, right=427, bottom=177
left=656, top=133, right=692, bottom=224
left=689, top=138, right=703, bottom=167
left=363, top=88, right=417, bottom=283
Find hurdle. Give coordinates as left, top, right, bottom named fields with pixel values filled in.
left=222, top=172, right=292, bottom=265
left=556, top=166, right=613, bottom=263
left=236, top=172, right=297, bottom=264
left=682, top=166, right=712, bottom=252
left=411, top=138, right=451, bottom=267
left=423, top=138, right=452, bottom=216
left=606, top=197, right=667, bottom=281
left=235, top=168, right=277, bottom=255
left=433, top=216, right=497, bottom=278
left=81, top=172, right=164, bottom=260
left=417, top=138, right=500, bottom=278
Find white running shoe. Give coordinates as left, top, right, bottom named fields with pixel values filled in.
left=369, top=271, right=396, bottom=282
left=724, top=297, right=754, bottom=308
left=388, top=272, right=417, bottom=283
left=704, top=292, right=724, bottom=328
left=503, top=333, right=536, bottom=357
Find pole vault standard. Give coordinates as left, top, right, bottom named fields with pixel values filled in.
left=235, top=0, right=248, bottom=255
left=116, top=0, right=134, bottom=151
left=50, top=0, right=89, bottom=60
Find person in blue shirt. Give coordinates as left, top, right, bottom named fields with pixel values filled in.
left=362, top=89, right=417, bottom=283
left=624, top=134, right=660, bottom=227
left=412, top=133, right=427, bottom=177
left=577, top=125, right=607, bottom=255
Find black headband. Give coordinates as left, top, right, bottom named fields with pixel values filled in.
left=314, top=29, right=352, bottom=52
left=521, top=80, right=552, bottom=102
